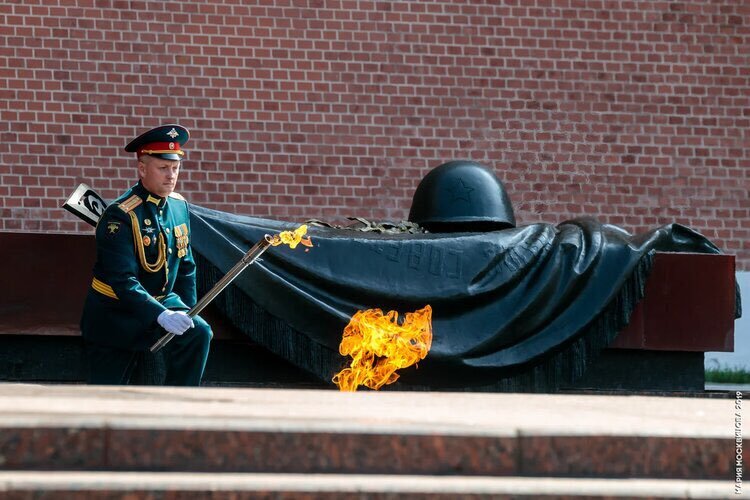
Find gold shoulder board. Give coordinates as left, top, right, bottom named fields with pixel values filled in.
left=118, top=195, right=143, bottom=213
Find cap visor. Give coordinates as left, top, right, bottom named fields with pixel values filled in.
left=149, top=153, right=183, bottom=161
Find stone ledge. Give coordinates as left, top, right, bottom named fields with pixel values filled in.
left=0, top=472, right=737, bottom=499
left=0, top=384, right=741, bottom=480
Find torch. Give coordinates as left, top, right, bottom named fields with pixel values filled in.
left=151, top=224, right=312, bottom=352
left=149, top=235, right=273, bottom=353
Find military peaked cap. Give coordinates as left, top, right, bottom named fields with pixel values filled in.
left=125, top=124, right=190, bottom=161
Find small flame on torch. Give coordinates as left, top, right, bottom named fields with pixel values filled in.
left=332, top=305, right=432, bottom=392
left=265, top=224, right=313, bottom=249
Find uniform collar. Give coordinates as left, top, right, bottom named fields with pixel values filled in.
left=134, top=181, right=167, bottom=207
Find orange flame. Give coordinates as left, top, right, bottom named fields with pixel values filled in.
left=332, top=305, right=432, bottom=391
left=266, top=224, right=313, bottom=249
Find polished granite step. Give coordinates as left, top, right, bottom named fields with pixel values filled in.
left=0, top=384, right=740, bottom=481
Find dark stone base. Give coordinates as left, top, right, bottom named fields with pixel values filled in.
left=203, top=340, right=326, bottom=388
left=0, top=335, right=85, bottom=383
left=564, top=348, right=705, bottom=392
left=0, top=335, right=704, bottom=393
left=0, top=334, right=324, bottom=388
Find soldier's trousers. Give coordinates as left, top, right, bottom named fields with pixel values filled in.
left=84, top=316, right=212, bottom=386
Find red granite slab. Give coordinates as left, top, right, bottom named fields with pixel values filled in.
left=520, top=435, right=735, bottom=480
left=1, top=426, right=737, bottom=480
left=0, top=428, right=105, bottom=470
left=105, top=430, right=518, bottom=476
left=611, top=252, right=735, bottom=352
left=0, top=427, right=518, bottom=477
left=0, top=233, right=94, bottom=336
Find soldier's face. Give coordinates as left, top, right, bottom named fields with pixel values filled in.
left=138, top=156, right=181, bottom=197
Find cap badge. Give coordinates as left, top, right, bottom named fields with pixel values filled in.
left=167, top=128, right=179, bottom=139
left=169, top=142, right=175, bottom=150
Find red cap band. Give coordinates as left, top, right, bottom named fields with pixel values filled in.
left=137, top=141, right=184, bottom=156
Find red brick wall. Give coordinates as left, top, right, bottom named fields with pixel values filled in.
left=0, top=0, right=748, bottom=269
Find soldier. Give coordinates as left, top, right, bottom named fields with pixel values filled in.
left=80, top=124, right=212, bottom=385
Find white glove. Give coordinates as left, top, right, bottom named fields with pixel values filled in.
left=157, top=310, right=194, bottom=336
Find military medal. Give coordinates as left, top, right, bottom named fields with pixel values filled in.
left=174, top=223, right=189, bottom=258
left=143, top=235, right=151, bottom=247
left=144, top=218, right=152, bottom=226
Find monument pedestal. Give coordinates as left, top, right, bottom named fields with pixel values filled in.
left=0, top=233, right=738, bottom=391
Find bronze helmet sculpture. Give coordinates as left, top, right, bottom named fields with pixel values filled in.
left=408, top=160, right=516, bottom=232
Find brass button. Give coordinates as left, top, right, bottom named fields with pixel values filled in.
left=161, top=287, right=166, bottom=292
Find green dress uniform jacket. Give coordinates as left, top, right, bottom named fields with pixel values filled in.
left=81, top=181, right=204, bottom=351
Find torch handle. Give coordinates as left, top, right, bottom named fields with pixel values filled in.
left=149, top=237, right=273, bottom=353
